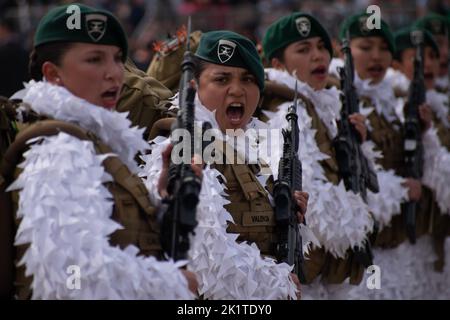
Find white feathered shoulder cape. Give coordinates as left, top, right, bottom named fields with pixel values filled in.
left=264, top=69, right=377, bottom=258
left=422, top=89, right=450, bottom=214
left=7, top=81, right=194, bottom=299
left=140, top=95, right=300, bottom=300
left=355, top=72, right=450, bottom=215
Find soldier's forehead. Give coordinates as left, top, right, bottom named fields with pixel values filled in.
left=203, top=64, right=252, bottom=74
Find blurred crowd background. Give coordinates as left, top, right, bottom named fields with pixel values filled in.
left=0, top=0, right=449, bottom=97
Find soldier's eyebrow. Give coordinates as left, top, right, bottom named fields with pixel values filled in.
left=294, top=38, right=325, bottom=48
left=83, top=48, right=122, bottom=56
left=362, top=38, right=389, bottom=48
left=241, top=71, right=254, bottom=77
left=293, top=40, right=312, bottom=48
left=84, top=49, right=106, bottom=56
left=360, top=38, right=378, bottom=45
left=211, top=71, right=232, bottom=76
left=210, top=70, right=253, bottom=78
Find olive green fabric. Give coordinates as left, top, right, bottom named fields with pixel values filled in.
left=414, top=13, right=449, bottom=40
left=432, top=112, right=450, bottom=151
left=117, top=59, right=174, bottom=141
left=208, top=138, right=277, bottom=257
left=262, top=12, right=333, bottom=61
left=339, top=12, right=395, bottom=54
left=303, top=247, right=365, bottom=285
left=195, top=30, right=264, bottom=91
left=394, top=26, right=440, bottom=60
left=298, top=93, right=364, bottom=285
left=305, top=102, right=340, bottom=185
left=214, top=162, right=278, bottom=257
left=363, top=99, right=438, bottom=248
left=359, top=96, right=449, bottom=271
left=34, top=3, right=127, bottom=60
left=362, top=98, right=405, bottom=175
left=147, top=30, right=202, bottom=92
left=372, top=187, right=437, bottom=249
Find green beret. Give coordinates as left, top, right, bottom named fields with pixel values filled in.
left=262, top=12, right=333, bottom=61
left=34, top=3, right=128, bottom=61
left=414, top=13, right=449, bottom=40
left=339, top=12, right=396, bottom=54
left=195, top=30, right=264, bottom=91
left=394, top=26, right=440, bottom=60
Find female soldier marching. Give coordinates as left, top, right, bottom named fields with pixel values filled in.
left=337, top=12, right=449, bottom=299
left=259, top=12, right=392, bottom=299
left=1, top=3, right=198, bottom=299
left=142, top=30, right=310, bottom=300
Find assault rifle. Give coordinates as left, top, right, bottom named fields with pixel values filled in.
left=402, top=29, right=426, bottom=244
left=273, top=83, right=306, bottom=283
left=333, top=32, right=379, bottom=266
left=161, top=17, right=207, bottom=260
left=334, top=32, right=379, bottom=201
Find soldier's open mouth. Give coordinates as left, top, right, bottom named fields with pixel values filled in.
left=101, top=87, right=119, bottom=109
left=368, top=65, right=384, bottom=77
left=102, top=88, right=118, bottom=97
left=311, top=65, right=327, bottom=80
left=311, top=66, right=326, bottom=75
left=368, top=65, right=383, bottom=72
left=226, top=103, right=244, bottom=125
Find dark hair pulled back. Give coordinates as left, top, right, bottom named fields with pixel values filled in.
left=29, top=42, right=74, bottom=80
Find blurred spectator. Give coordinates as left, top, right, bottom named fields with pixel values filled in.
left=128, top=0, right=146, bottom=30
left=0, top=14, right=28, bottom=97
left=0, top=0, right=447, bottom=73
